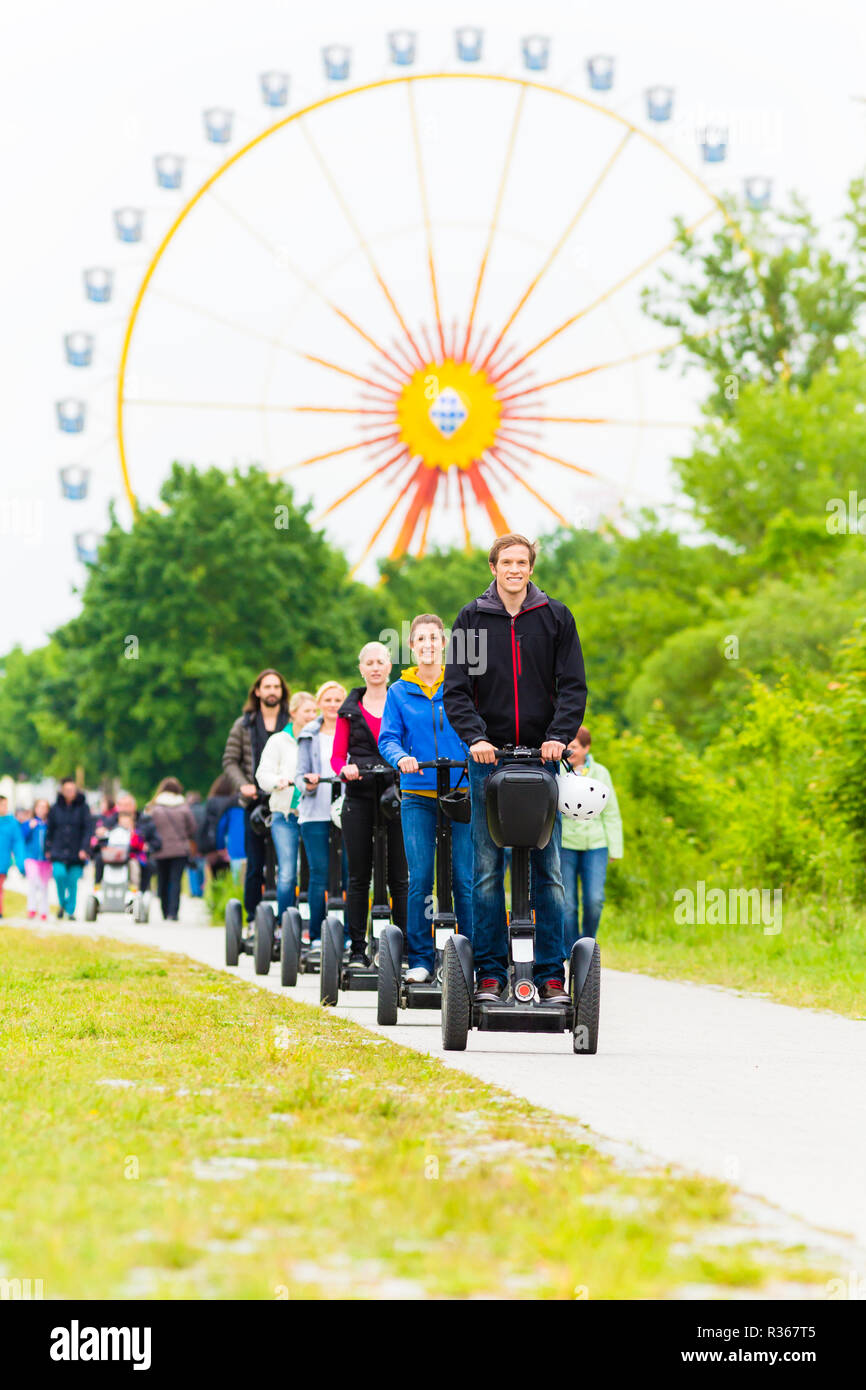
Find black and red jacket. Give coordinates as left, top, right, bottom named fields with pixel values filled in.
left=443, top=581, right=587, bottom=750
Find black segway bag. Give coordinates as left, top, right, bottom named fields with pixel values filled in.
left=485, top=765, right=558, bottom=850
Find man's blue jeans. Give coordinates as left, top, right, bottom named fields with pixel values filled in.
left=400, top=793, right=474, bottom=970
left=270, top=810, right=300, bottom=918
left=561, top=847, right=608, bottom=951
left=467, top=758, right=565, bottom=985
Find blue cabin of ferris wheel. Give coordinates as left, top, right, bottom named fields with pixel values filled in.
left=587, top=55, right=615, bottom=91
left=204, top=108, right=234, bottom=143
left=744, top=176, right=772, bottom=210
left=388, top=30, right=416, bottom=66
left=455, top=27, right=483, bottom=63
left=84, top=267, right=113, bottom=303
left=699, top=126, right=728, bottom=162
left=114, top=208, right=144, bottom=243
left=64, top=332, right=93, bottom=368
left=155, top=154, right=184, bottom=189
left=56, top=399, right=85, bottom=434
left=59, top=466, right=90, bottom=501
left=260, top=71, right=289, bottom=106
left=646, top=85, right=674, bottom=121
left=322, top=45, right=351, bottom=81
left=75, top=531, right=102, bottom=565
left=521, top=36, right=551, bottom=71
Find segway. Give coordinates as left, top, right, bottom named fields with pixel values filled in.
left=280, top=786, right=345, bottom=986
left=377, top=758, right=468, bottom=1024
left=440, top=745, right=601, bottom=1054
left=225, top=802, right=280, bottom=971
left=320, top=765, right=399, bottom=1006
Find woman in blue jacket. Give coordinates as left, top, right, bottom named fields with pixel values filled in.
left=0, top=795, right=26, bottom=917
left=378, top=614, right=473, bottom=982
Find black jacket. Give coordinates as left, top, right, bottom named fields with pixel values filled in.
left=45, top=791, right=92, bottom=865
left=443, top=581, right=587, bottom=750
left=337, top=687, right=398, bottom=799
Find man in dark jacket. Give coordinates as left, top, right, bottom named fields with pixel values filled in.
left=45, top=778, right=93, bottom=920
left=222, top=668, right=289, bottom=922
left=444, top=534, right=587, bottom=1001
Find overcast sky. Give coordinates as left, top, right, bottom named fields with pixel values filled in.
left=2, top=0, right=864, bottom=652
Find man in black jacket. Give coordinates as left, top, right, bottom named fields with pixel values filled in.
left=444, top=534, right=587, bottom=1001
left=222, top=668, right=289, bottom=923
left=45, top=778, right=93, bottom=920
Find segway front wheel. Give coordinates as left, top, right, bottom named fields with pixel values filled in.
left=571, top=939, right=601, bottom=1055
left=441, top=936, right=471, bottom=1051
left=84, top=895, right=98, bottom=922
left=320, top=913, right=343, bottom=1006
left=254, top=903, right=275, bottom=976
left=377, top=925, right=403, bottom=1025
left=225, top=898, right=243, bottom=967
left=281, top=908, right=302, bottom=987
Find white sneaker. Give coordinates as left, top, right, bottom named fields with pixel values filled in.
left=405, top=966, right=431, bottom=984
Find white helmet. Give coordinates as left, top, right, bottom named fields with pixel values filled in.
left=556, top=770, right=608, bottom=820
left=330, top=792, right=345, bottom=828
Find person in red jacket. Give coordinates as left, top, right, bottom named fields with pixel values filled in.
left=443, top=533, right=587, bottom=1003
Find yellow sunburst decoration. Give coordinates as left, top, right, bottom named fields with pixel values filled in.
left=396, top=359, right=501, bottom=470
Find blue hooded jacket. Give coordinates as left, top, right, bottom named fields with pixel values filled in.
left=378, top=669, right=468, bottom=793
left=0, top=815, right=26, bottom=875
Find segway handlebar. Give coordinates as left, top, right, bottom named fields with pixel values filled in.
left=302, top=764, right=395, bottom=783
left=412, top=759, right=467, bottom=770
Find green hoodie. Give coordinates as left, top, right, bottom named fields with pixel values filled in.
left=560, top=755, right=623, bottom=857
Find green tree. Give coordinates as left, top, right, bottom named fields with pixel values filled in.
left=55, top=465, right=385, bottom=798
left=642, top=179, right=866, bottom=417
left=671, top=351, right=866, bottom=548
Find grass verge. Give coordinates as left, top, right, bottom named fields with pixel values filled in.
left=602, top=898, right=866, bottom=1019
left=0, top=926, right=832, bottom=1300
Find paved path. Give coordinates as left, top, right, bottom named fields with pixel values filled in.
left=14, top=904, right=866, bottom=1255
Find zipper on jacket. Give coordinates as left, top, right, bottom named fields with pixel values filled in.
left=510, top=618, right=520, bottom=744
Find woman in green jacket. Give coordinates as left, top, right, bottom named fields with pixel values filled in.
left=561, top=726, right=622, bottom=949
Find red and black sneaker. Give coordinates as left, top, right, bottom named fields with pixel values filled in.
left=474, top=977, right=503, bottom=1002
left=540, top=978, right=569, bottom=1004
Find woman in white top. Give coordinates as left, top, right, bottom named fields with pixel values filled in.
left=256, top=699, right=306, bottom=924
left=292, top=681, right=347, bottom=953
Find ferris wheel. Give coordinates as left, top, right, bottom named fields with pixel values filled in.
left=57, top=26, right=774, bottom=573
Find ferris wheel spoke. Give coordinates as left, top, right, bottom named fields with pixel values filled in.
left=318, top=445, right=411, bottom=517
left=303, top=352, right=400, bottom=393
left=461, top=84, right=528, bottom=362
left=487, top=448, right=571, bottom=525
left=496, top=205, right=718, bottom=380
left=149, top=288, right=296, bottom=354
left=407, top=82, right=447, bottom=359
left=280, top=429, right=401, bottom=474
left=479, top=128, right=634, bottom=373
left=497, top=437, right=600, bottom=479
left=299, top=119, right=425, bottom=366
left=209, top=188, right=411, bottom=377
left=415, top=471, right=441, bottom=557
left=456, top=472, right=472, bottom=550
left=498, top=318, right=737, bottom=403
left=348, top=459, right=427, bottom=576
left=503, top=413, right=696, bottom=428
left=389, top=465, right=439, bottom=559
left=466, top=464, right=510, bottom=535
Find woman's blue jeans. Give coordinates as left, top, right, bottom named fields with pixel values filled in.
left=400, top=793, right=474, bottom=970
left=297, top=819, right=347, bottom=942
left=561, top=847, right=608, bottom=950
left=269, top=811, right=300, bottom=918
